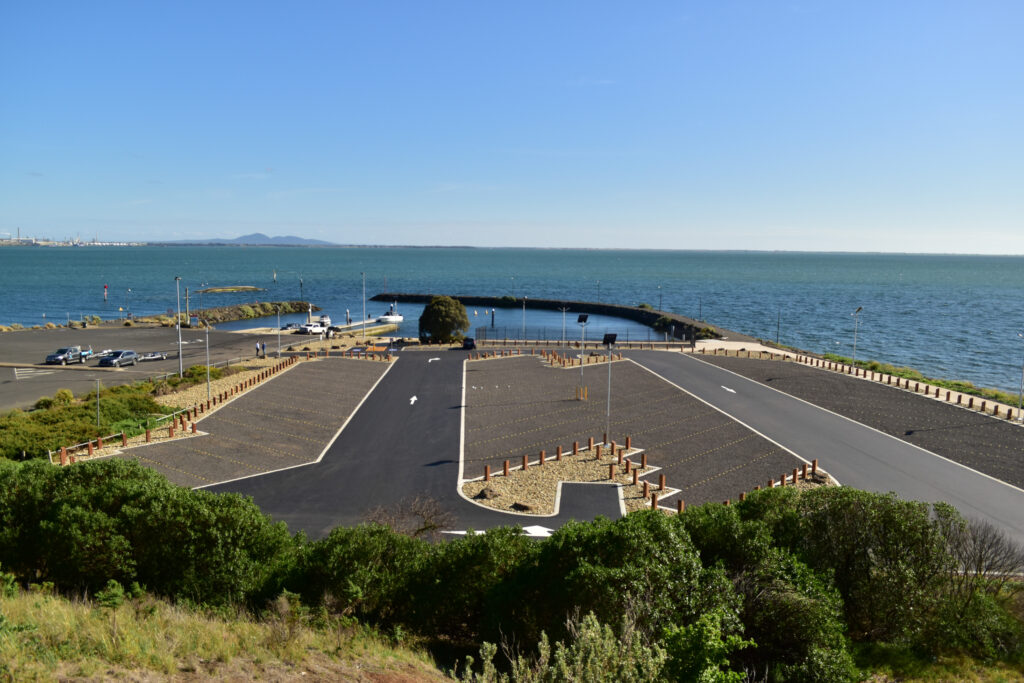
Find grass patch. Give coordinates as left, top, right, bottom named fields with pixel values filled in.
left=853, top=642, right=1024, bottom=682
left=822, top=353, right=1019, bottom=405
left=0, top=585, right=447, bottom=681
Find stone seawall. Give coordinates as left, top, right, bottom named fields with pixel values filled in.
left=371, top=293, right=757, bottom=343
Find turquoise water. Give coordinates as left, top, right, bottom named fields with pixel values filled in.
left=1, top=246, right=1022, bottom=393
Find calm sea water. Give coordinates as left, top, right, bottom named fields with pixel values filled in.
left=1, top=246, right=1022, bottom=393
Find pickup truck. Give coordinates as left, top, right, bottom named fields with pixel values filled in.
left=299, top=323, right=326, bottom=335
left=45, top=346, right=94, bottom=365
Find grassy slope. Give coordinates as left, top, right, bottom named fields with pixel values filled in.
left=0, top=590, right=451, bottom=682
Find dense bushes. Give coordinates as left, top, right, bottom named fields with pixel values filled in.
left=0, top=458, right=1021, bottom=680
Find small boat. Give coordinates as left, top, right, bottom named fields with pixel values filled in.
left=318, top=314, right=332, bottom=327
left=376, top=302, right=404, bottom=324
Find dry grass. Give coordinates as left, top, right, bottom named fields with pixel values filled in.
left=0, top=589, right=450, bottom=681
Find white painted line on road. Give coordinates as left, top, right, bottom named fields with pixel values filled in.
left=721, top=385, right=736, bottom=393
left=428, top=357, right=440, bottom=363
left=14, top=367, right=57, bottom=380
left=683, top=352, right=1024, bottom=496
left=409, top=395, right=418, bottom=405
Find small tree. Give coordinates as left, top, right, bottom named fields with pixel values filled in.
left=419, top=296, right=470, bottom=343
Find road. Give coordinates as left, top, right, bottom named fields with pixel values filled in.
left=208, top=351, right=622, bottom=538
left=628, top=351, right=1024, bottom=547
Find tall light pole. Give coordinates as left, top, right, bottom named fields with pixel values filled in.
left=1017, top=331, right=1023, bottom=422
left=603, top=333, right=617, bottom=442
left=558, top=306, right=570, bottom=346
left=175, top=276, right=183, bottom=378
left=126, top=288, right=131, bottom=318
left=205, top=320, right=211, bottom=402
left=522, top=296, right=527, bottom=341
left=361, top=272, right=366, bottom=341
left=852, top=306, right=863, bottom=366
left=578, top=314, right=589, bottom=389
left=276, top=306, right=281, bottom=358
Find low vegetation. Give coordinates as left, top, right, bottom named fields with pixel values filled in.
left=0, top=364, right=250, bottom=460
left=823, top=353, right=1020, bottom=406
left=0, top=458, right=1021, bottom=680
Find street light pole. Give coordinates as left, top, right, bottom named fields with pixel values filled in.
left=361, top=272, right=366, bottom=341
left=277, top=306, right=281, bottom=358
left=852, top=306, right=863, bottom=366
left=578, top=315, right=589, bottom=389
left=1017, top=332, right=1023, bottom=422
left=175, top=276, right=183, bottom=378
left=205, top=321, right=211, bottom=402
left=604, top=334, right=617, bottom=442
left=522, top=296, right=527, bottom=341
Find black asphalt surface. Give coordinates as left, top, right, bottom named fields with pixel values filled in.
left=629, top=351, right=1024, bottom=547
left=208, top=350, right=622, bottom=538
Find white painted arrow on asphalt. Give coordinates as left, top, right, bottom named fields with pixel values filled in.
left=721, top=386, right=736, bottom=393
left=428, top=357, right=440, bottom=363
left=521, top=525, right=555, bottom=538
left=409, top=395, right=418, bottom=405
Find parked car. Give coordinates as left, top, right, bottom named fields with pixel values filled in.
left=462, top=337, right=476, bottom=350
left=98, top=350, right=138, bottom=367
left=281, top=323, right=302, bottom=331
left=299, top=323, right=326, bottom=335
left=138, top=351, right=168, bottom=362
left=44, top=345, right=93, bottom=365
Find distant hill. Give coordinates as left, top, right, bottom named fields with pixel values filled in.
left=158, top=233, right=336, bottom=246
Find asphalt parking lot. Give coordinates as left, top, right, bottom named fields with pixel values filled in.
left=464, top=355, right=804, bottom=506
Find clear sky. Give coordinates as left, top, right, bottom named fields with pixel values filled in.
left=2, top=1, right=1022, bottom=253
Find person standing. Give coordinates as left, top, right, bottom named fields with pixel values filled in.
left=261, top=340, right=266, bottom=358
left=256, top=339, right=261, bottom=358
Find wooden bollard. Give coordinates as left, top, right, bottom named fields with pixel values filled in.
left=642, top=481, right=650, bottom=498
left=121, top=432, right=127, bottom=447
left=573, top=441, right=579, bottom=455
left=801, top=462, right=808, bottom=479
left=617, top=449, right=623, bottom=465
left=793, top=467, right=799, bottom=483
left=503, top=460, right=510, bottom=476
left=945, top=391, right=950, bottom=401
left=641, top=452, right=647, bottom=469
left=60, top=447, right=68, bottom=466
left=97, top=436, right=103, bottom=449
left=539, top=450, right=546, bottom=465
left=651, top=492, right=659, bottom=509
left=556, top=446, right=562, bottom=461
left=191, top=423, right=197, bottom=434
left=610, top=440, right=616, bottom=453
left=981, top=401, right=987, bottom=413
left=677, top=499, right=685, bottom=513
left=659, top=474, right=666, bottom=491
left=608, top=463, right=615, bottom=480
left=624, top=459, right=631, bottom=473
left=588, top=436, right=594, bottom=450
left=625, top=436, right=631, bottom=449
left=779, top=474, right=786, bottom=487
left=146, top=429, right=151, bottom=443
left=522, top=454, right=529, bottom=470
left=968, top=397, right=974, bottom=408
left=724, top=499, right=731, bottom=506
left=812, top=459, right=818, bottom=475
left=739, top=491, right=746, bottom=501
left=632, top=469, right=639, bottom=486
left=168, top=424, right=174, bottom=438
left=595, top=444, right=602, bottom=458
left=768, top=478, right=774, bottom=488
left=603, top=432, right=608, bottom=445
left=484, top=465, right=491, bottom=482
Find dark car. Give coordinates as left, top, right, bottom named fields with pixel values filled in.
left=461, top=337, right=476, bottom=350
left=98, top=350, right=138, bottom=367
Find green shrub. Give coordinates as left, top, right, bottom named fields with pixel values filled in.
left=661, top=608, right=751, bottom=682
left=53, top=389, right=74, bottom=406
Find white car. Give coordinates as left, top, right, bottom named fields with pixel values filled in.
left=299, top=323, right=325, bottom=335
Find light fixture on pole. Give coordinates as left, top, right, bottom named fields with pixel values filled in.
left=852, top=306, right=863, bottom=366
left=577, top=314, right=589, bottom=388
left=175, top=276, right=183, bottom=378
left=603, top=333, right=617, bottom=442
left=361, top=272, right=366, bottom=340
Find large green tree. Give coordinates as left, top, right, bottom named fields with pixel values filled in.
left=418, top=295, right=470, bottom=343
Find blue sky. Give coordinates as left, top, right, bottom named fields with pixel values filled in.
left=2, top=1, right=1022, bottom=252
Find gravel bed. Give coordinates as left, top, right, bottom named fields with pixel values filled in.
left=464, top=355, right=806, bottom=511
left=699, top=355, right=1024, bottom=488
